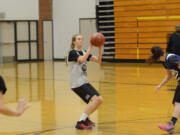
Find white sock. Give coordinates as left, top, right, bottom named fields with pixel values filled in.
left=79, top=113, right=88, bottom=121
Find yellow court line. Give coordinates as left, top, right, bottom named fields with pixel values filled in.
left=137, top=16, right=180, bottom=20
left=168, top=16, right=180, bottom=19
left=137, top=48, right=139, bottom=60
left=137, top=16, right=167, bottom=20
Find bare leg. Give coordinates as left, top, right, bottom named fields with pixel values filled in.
left=84, top=95, right=103, bottom=116
left=173, top=102, right=180, bottom=118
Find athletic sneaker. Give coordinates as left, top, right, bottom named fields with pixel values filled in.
left=158, top=122, right=175, bottom=134
left=75, top=120, right=92, bottom=130
left=85, top=118, right=95, bottom=126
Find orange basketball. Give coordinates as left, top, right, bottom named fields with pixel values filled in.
left=90, top=32, right=105, bottom=47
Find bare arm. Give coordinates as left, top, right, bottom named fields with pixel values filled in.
left=0, top=92, right=30, bottom=116
left=90, top=46, right=103, bottom=63
left=77, top=45, right=93, bottom=63
left=155, top=69, right=172, bottom=92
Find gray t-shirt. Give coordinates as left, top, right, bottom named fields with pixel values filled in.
left=68, top=49, right=92, bottom=88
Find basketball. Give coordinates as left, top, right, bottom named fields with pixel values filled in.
left=90, top=32, right=105, bottom=47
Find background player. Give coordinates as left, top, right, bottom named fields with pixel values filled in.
left=147, top=46, right=180, bottom=134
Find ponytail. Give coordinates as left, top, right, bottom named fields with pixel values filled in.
left=65, top=34, right=79, bottom=66
left=146, top=46, right=164, bottom=64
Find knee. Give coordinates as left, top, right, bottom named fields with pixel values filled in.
left=96, top=96, right=103, bottom=104
left=91, top=95, right=103, bottom=104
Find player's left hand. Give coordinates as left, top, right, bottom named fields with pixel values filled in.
left=98, top=45, right=103, bottom=49
left=154, top=85, right=161, bottom=93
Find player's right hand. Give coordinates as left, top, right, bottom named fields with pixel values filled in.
left=16, top=99, right=31, bottom=116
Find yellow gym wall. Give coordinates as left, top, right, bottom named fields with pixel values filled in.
left=114, top=0, right=180, bottom=60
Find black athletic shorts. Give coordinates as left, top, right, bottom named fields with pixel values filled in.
left=0, top=76, right=7, bottom=95
left=72, top=83, right=100, bottom=104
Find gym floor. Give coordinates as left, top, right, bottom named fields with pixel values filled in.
left=0, top=61, right=178, bottom=135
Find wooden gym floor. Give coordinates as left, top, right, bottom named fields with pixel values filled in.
left=0, top=61, right=178, bottom=135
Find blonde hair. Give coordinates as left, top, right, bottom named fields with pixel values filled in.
left=65, top=34, right=81, bottom=66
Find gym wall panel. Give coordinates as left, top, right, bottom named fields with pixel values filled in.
left=115, top=54, right=137, bottom=59
left=115, top=22, right=137, bottom=27
left=115, top=27, right=137, bottom=33
left=138, top=27, right=175, bottom=32
left=0, top=0, right=39, bottom=20
left=114, top=0, right=180, bottom=6
left=53, top=0, right=96, bottom=59
left=138, top=38, right=167, bottom=44
left=115, top=44, right=138, bottom=49
left=138, top=44, right=167, bottom=49
left=138, top=33, right=169, bottom=38
left=114, top=4, right=180, bottom=12
left=139, top=55, right=149, bottom=59
left=115, top=17, right=137, bottom=22
left=115, top=10, right=167, bottom=17
left=114, top=0, right=180, bottom=60
left=116, top=38, right=137, bottom=44
left=115, top=49, right=137, bottom=54
left=138, top=21, right=180, bottom=27
left=115, top=33, right=137, bottom=38
left=139, top=48, right=166, bottom=54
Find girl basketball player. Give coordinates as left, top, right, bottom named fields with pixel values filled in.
left=67, top=34, right=103, bottom=130
left=147, top=46, right=180, bottom=134
left=0, top=76, right=29, bottom=116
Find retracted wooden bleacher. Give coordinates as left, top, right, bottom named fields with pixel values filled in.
left=114, top=0, right=180, bottom=60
